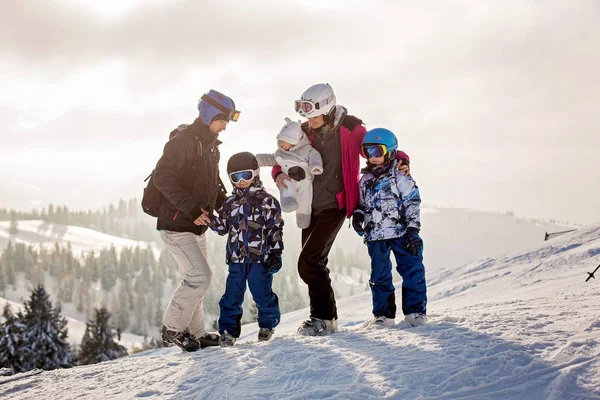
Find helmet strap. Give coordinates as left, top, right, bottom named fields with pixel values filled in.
left=384, top=150, right=397, bottom=164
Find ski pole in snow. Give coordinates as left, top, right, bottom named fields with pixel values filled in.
left=585, top=264, right=600, bottom=282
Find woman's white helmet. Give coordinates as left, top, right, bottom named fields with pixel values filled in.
left=295, top=83, right=336, bottom=118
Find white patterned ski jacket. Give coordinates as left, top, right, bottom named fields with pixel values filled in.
left=356, top=159, right=421, bottom=242
left=210, top=181, right=284, bottom=264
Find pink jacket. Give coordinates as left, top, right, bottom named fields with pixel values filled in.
left=272, top=114, right=409, bottom=218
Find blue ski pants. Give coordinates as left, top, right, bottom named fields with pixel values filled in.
left=218, top=263, right=280, bottom=338
left=367, top=236, right=427, bottom=318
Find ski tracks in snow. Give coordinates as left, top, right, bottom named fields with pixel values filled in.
left=4, top=306, right=600, bottom=399
left=2, top=290, right=600, bottom=399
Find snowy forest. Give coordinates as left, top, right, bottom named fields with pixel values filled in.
left=0, top=200, right=369, bottom=349
left=0, top=285, right=128, bottom=374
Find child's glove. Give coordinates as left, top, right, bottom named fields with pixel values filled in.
left=404, top=227, right=423, bottom=256
left=266, top=252, right=283, bottom=274
left=287, top=166, right=306, bottom=181
left=352, top=210, right=365, bottom=237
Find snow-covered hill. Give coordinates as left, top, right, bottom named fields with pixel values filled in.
left=2, top=222, right=599, bottom=399
left=0, top=220, right=155, bottom=256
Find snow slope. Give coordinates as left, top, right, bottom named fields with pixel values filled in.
left=0, top=220, right=154, bottom=256
left=2, top=223, right=599, bottom=399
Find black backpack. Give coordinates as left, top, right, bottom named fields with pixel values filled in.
left=141, top=172, right=162, bottom=217
left=141, top=124, right=190, bottom=218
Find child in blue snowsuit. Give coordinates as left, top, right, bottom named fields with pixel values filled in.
left=352, top=128, right=427, bottom=327
left=210, top=152, right=285, bottom=346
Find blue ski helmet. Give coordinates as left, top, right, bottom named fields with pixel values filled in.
left=197, top=89, right=239, bottom=126
left=362, top=128, right=398, bottom=151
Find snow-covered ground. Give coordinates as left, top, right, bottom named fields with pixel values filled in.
left=2, top=221, right=599, bottom=399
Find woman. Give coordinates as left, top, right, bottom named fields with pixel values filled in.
left=272, top=83, right=410, bottom=335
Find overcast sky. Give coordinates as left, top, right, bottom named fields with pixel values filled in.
left=1, top=0, right=599, bottom=224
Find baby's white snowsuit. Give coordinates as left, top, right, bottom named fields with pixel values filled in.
left=256, top=118, right=323, bottom=229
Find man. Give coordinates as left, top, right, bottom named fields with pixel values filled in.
left=153, top=89, right=240, bottom=351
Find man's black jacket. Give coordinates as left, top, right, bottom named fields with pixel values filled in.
left=153, top=118, right=226, bottom=235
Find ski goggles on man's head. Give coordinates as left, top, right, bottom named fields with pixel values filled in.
left=229, top=169, right=259, bottom=184
left=201, top=94, right=241, bottom=122
left=362, top=144, right=388, bottom=159
left=294, top=94, right=335, bottom=115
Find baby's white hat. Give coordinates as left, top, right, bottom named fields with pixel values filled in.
left=276, top=117, right=304, bottom=145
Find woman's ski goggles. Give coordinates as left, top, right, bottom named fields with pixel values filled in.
left=201, top=94, right=241, bottom=122
left=294, top=94, right=335, bottom=115
left=229, top=169, right=260, bottom=184
left=362, top=144, right=388, bottom=159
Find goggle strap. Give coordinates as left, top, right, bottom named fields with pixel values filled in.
left=201, top=94, right=240, bottom=121
left=314, top=93, right=335, bottom=110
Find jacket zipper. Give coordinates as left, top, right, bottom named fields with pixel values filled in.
left=172, top=209, right=180, bottom=220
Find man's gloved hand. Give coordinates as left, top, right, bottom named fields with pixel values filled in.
left=352, top=210, right=365, bottom=237
left=287, top=166, right=306, bottom=181
left=266, top=252, right=283, bottom=274
left=405, top=227, right=423, bottom=256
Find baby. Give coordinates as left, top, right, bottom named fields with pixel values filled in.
left=256, top=118, right=323, bottom=229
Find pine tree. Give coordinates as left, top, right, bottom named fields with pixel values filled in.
left=0, top=260, right=5, bottom=296
left=85, top=251, right=99, bottom=282
left=2, top=241, right=16, bottom=288
left=8, top=213, right=19, bottom=236
left=118, top=246, right=132, bottom=280
left=0, top=304, right=25, bottom=373
left=78, top=307, right=128, bottom=365
left=20, top=286, right=74, bottom=371
left=100, top=246, right=117, bottom=291
left=115, top=281, right=130, bottom=330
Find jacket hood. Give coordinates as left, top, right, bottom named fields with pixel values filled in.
left=330, top=105, right=348, bottom=131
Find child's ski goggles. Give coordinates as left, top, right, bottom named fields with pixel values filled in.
left=201, top=94, right=241, bottom=122
left=294, top=94, right=335, bottom=114
left=361, top=144, right=388, bottom=159
left=229, top=169, right=260, bottom=184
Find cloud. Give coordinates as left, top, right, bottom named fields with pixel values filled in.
left=1, top=1, right=352, bottom=71
left=1, top=0, right=600, bottom=224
